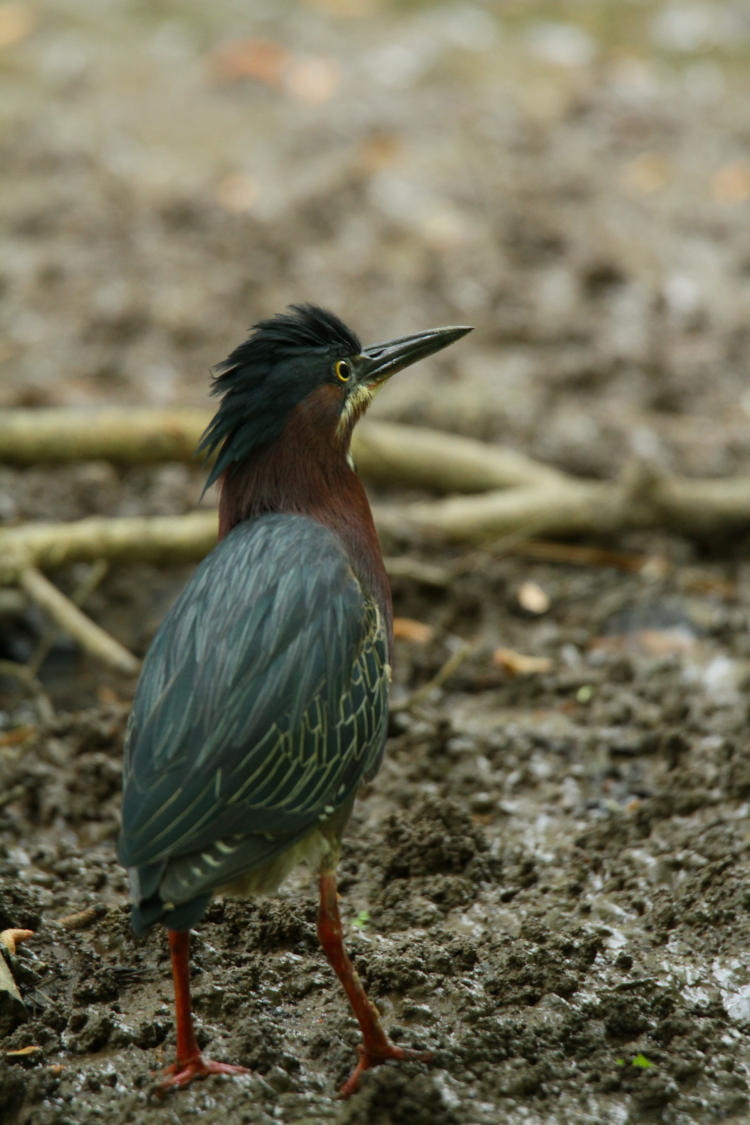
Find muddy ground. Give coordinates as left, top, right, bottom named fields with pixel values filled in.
left=2, top=2, right=750, bottom=1123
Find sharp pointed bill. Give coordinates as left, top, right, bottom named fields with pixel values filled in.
left=358, top=324, right=473, bottom=388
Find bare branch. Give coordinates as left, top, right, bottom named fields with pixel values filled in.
left=391, top=642, right=471, bottom=712
left=1, top=465, right=748, bottom=591
left=0, top=408, right=562, bottom=492
left=0, top=408, right=209, bottom=464
left=0, top=512, right=218, bottom=581
left=353, top=419, right=563, bottom=491
left=376, top=466, right=750, bottom=542
left=18, top=567, right=140, bottom=675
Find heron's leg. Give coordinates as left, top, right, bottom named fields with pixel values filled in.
left=160, top=929, right=249, bottom=1090
left=317, top=867, right=429, bottom=1098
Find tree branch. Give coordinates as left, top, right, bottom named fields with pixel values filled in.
left=18, top=566, right=139, bottom=675
left=0, top=408, right=562, bottom=492
left=2, top=411, right=748, bottom=682
left=1, top=465, right=747, bottom=591
left=0, top=512, right=218, bottom=582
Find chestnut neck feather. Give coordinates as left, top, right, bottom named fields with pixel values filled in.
left=217, top=394, right=392, bottom=645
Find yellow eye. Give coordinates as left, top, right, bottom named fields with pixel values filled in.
left=335, top=359, right=352, bottom=383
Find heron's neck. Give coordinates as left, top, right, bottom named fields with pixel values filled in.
left=217, top=418, right=392, bottom=645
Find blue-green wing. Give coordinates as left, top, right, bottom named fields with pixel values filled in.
left=118, top=513, right=389, bottom=921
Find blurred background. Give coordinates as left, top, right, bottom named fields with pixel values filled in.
left=4, top=8, right=750, bottom=1122
left=3, top=0, right=750, bottom=491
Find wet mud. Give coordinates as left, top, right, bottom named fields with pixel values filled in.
left=3, top=547, right=750, bottom=1124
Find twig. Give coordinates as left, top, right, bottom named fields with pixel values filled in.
left=0, top=661, right=54, bottom=723
left=391, top=642, right=471, bottom=713
left=28, top=559, right=110, bottom=677
left=55, top=905, right=108, bottom=931
left=18, top=567, right=139, bottom=675
left=383, top=556, right=452, bottom=587
left=514, top=540, right=662, bottom=572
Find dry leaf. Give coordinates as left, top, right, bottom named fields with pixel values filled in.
left=356, top=131, right=400, bottom=175
left=393, top=617, right=434, bottom=644
left=211, top=39, right=339, bottom=105
left=0, top=928, right=34, bottom=955
left=216, top=172, right=259, bottom=214
left=711, top=163, right=750, bottom=204
left=622, top=152, right=671, bottom=194
left=591, top=627, right=695, bottom=657
left=6, top=1045, right=41, bottom=1057
left=518, top=541, right=664, bottom=574
left=96, top=685, right=122, bottom=705
left=0, top=725, right=35, bottom=747
left=493, top=647, right=552, bottom=676
left=0, top=955, right=22, bottom=1003
left=284, top=56, right=340, bottom=105
left=212, top=38, right=288, bottom=85
left=301, top=0, right=380, bottom=15
left=517, top=580, right=550, bottom=615
left=0, top=3, right=35, bottom=50
left=56, top=905, right=107, bottom=931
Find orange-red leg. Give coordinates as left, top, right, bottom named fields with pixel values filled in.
left=317, top=868, right=430, bottom=1098
left=160, top=929, right=249, bottom=1090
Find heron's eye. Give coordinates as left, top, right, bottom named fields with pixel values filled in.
left=335, top=359, right=352, bottom=383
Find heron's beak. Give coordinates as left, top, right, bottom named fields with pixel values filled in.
left=358, top=324, right=472, bottom=387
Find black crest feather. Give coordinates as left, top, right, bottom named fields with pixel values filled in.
left=198, top=304, right=361, bottom=488
left=241, top=304, right=361, bottom=355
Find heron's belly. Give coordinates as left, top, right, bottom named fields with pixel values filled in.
left=217, top=810, right=349, bottom=899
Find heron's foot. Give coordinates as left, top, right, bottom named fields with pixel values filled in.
left=160, top=1053, right=250, bottom=1091
left=338, top=1041, right=432, bottom=1099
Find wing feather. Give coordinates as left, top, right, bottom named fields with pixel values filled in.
left=118, top=514, right=389, bottom=888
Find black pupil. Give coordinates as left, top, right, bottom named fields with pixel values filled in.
left=339, top=362, right=350, bottom=379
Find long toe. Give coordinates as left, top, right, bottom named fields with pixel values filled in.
left=160, top=1055, right=250, bottom=1091
left=338, top=1042, right=432, bottom=1099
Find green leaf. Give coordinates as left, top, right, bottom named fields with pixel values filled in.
left=631, top=1053, right=655, bottom=1069
left=351, top=909, right=371, bottom=930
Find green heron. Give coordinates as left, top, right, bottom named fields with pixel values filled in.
left=117, top=304, right=471, bottom=1097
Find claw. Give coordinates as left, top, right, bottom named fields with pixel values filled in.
left=160, top=1053, right=250, bottom=1091
left=338, top=1043, right=432, bottom=1099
